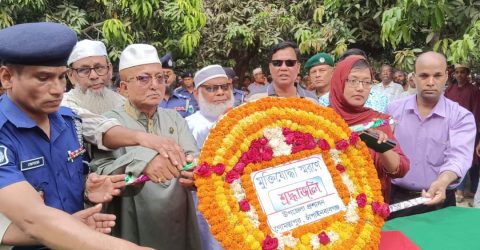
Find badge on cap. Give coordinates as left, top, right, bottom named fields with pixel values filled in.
left=319, top=57, right=325, bottom=63
left=169, top=127, right=175, bottom=134
left=168, top=59, right=173, bottom=67
left=0, top=145, right=9, bottom=167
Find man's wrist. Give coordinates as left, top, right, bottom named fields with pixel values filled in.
left=83, top=190, right=96, bottom=206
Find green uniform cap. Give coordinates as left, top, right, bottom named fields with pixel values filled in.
left=304, top=52, right=334, bottom=71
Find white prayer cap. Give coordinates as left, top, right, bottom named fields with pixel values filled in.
left=194, top=65, right=227, bottom=88
left=119, top=44, right=161, bottom=71
left=67, top=39, right=108, bottom=65
left=252, top=67, right=263, bottom=75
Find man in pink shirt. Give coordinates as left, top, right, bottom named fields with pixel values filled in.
left=387, top=52, right=476, bottom=218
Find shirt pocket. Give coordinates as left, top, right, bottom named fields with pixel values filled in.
left=426, top=137, right=448, bottom=166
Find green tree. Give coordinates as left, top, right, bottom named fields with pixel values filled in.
left=0, top=0, right=206, bottom=67
left=381, top=0, right=480, bottom=69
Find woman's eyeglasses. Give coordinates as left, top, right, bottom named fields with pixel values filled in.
left=346, top=79, right=373, bottom=88
left=270, top=60, right=297, bottom=67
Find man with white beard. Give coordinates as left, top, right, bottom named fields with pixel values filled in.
left=64, top=39, right=125, bottom=115
left=185, top=65, right=234, bottom=250
left=186, top=65, right=234, bottom=148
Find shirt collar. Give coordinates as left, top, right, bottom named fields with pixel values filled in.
left=0, top=94, right=68, bottom=131
left=1, top=95, right=38, bottom=128
left=267, top=83, right=308, bottom=98
left=405, top=94, right=447, bottom=118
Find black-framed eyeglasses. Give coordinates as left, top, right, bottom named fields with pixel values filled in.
left=71, top=65, right=109, bottom=78
left=271, top=60, right=297, bottom=67
left=346, top=79, right=373, bottom=88
left=201, top=83, right=231, bottom=93
left=126, top=74, right=167, bottom=86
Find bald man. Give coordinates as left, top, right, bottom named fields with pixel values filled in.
left=387, top=52, right=476, bottom=218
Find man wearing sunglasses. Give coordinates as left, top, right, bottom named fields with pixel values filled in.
left=90, top=44, right=201, bottom=250
left=247, top=41, right=317, bottom=103
left=185, top=65, right=235, bottom=250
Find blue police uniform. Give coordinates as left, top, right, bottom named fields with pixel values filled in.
left=159, top=92, right=195, bottom=118
left=174, top=87, right=198, bottom=115
left=0, top=95, right=85, bottom=215
left=233, top=88, right=244, bottom=107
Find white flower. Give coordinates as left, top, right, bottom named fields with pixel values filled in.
left=278, top=233, right=298, bottom=248
left=263, top=127, right=292, bottom=156
left=327, top=231, right=340, bottom=243
left=345, top=200, right=359, bottom=223
left=341, top=173, right=355, bottom=194
left=329, top=149, right=341, bottom=164
left=310, top=234, right=320, bottom=250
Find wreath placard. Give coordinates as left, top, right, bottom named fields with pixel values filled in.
left=194, top=97, right=388, bottom=250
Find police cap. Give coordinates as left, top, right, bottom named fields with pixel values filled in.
left=0, top=22, right=77, bottom=66
left=160, top=52, right=175, bottom=69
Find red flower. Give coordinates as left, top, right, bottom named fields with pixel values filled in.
left=213, top=163, right=225, bottom=175
left=259, top=137, right=268, bottom=145
left=225, top=170, right=240, bottom=183
left=262, top=235, right=278, bottom=250
left=380, top=204, right=391, bottom=219
left=233, top=162, right=246, bottom=173
left=317, top=139, right=330, bottom=150
left=335, top=139, right=349, bottom=150
left=195, top=162, right=212, bottom=177
left=356, top=193, right=367, bottom=208
left=262, top=147, right=273, bottom=161
left=238, top=199, right=250, bottom=211
left=349, top=132, right=360, bottom=145
left=285, top=133, right=295, bottom=144
left=371, top=201, right=381, bottom=214
left=318, top=231, right=330, bottom=245
left=336, top=164, right=346, bottom=173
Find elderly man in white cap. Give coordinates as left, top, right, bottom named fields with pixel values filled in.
left=89, top=44, right=201, bottom=250
left=186, top=65, right=234, bottom=147
left=64, top=39, right=125, bottom=115
left=185, top=65, right=234, bottom=250
left=246, top=67, right=269, bottom=99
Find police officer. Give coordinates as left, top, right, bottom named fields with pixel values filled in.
left=174, top=71, right=199, bottom=113
left=159, top=53, right=195, bottom=117
left=0, top=22, right=150, bottom=250
left=223, top=67, right=244, bottom=107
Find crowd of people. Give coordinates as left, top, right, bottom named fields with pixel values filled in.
left=0, top=21, right=478, bottom=250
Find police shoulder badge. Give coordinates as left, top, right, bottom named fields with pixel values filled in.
left=0, top=145, right=9, bottom=167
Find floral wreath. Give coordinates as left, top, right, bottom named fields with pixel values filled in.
left=194, top=97, right=388, bottom=250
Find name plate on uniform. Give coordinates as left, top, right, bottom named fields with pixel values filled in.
left=250, top=155, right=346, bottom=233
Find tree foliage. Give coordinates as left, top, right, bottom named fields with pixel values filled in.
left=2, top=0, right=480, bottom=76
left=0, top=0, right=206, bottom=67
left=381, top=0, right=480, bottom=69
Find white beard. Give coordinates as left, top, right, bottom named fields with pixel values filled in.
left=198, top=92, right=234, bottom=119
left=71, top=86, right=124, bottom=114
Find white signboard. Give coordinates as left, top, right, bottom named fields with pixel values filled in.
left=250, top=155, right=346, bottom=233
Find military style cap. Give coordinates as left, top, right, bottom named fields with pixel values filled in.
left=194, top=65, right=227, bottom=88
left=160, top=52, right=175, bottom=69
left=223, top=67, right=236, bottom=79
left=119, top=44, right=161, bottom=71
left=68, top=39, right=108, bottom=65
left=0, top=22, right=77, bottom=66
left=304, top=52, right=334, bottom=71
left=182, top=71, right=194, bottom=78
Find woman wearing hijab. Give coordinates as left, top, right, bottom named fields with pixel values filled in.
left=329, top=56, right=410, bottom=203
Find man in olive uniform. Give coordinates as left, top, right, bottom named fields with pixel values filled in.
left=90, top=44, right=201, bottom=250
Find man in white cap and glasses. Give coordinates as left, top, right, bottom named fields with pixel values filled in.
left=64, top=39, right=125, bottom=115
left=90, top=44, right=201, bottom=250
left=185, top=64, right=235, bottom=250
